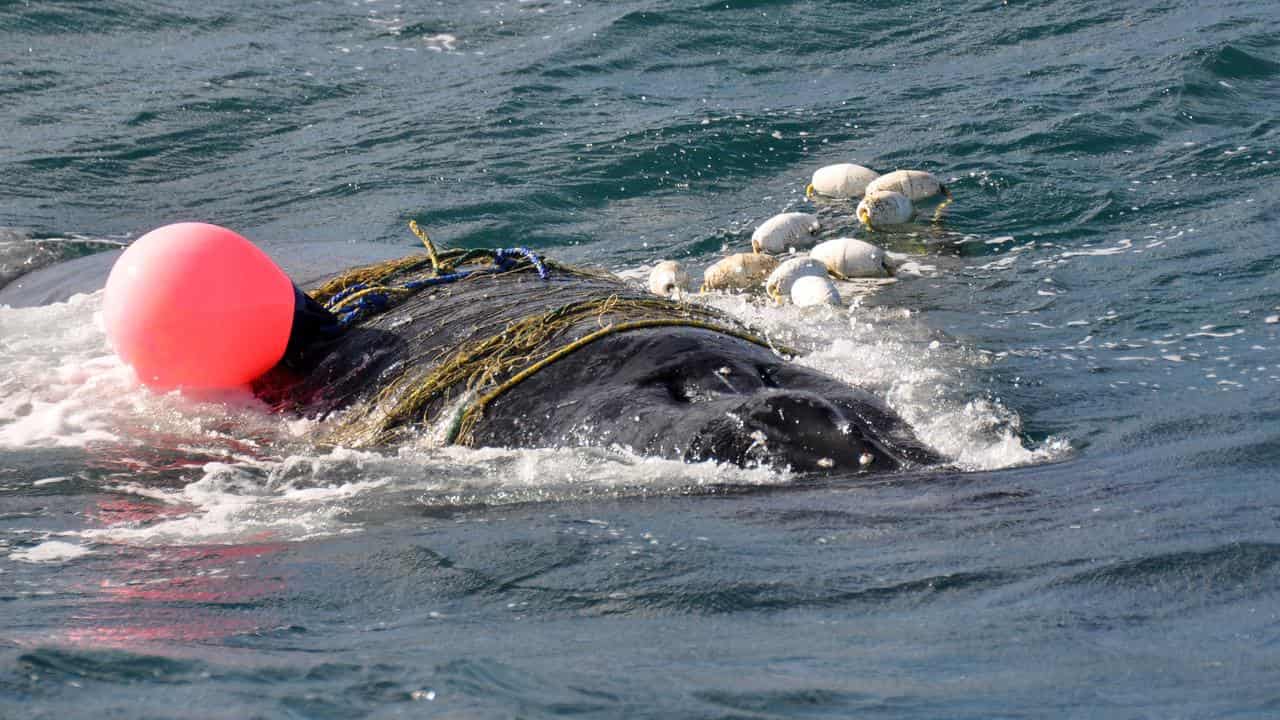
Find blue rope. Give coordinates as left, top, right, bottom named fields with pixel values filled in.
left=325, top=282, right=369, bottom=307
left=494, top=247, right=548, bottom=280
left=324, top=248, right=548, bottom=329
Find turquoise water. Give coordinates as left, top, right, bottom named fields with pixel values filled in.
left=3, top=1, right=1280, bottom=717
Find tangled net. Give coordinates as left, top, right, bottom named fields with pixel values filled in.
left=305, top=223, right=790, bottom=447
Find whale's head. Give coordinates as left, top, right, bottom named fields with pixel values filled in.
left=685, top=391, right=905, bottom=473
left=469, top=325, right=943, bottom=475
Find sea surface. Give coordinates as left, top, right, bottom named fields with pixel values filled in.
left=3, top=1, right=1280, bottom=717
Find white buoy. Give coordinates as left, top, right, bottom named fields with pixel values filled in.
left=806, top=163, right=880, bottom=199
left=857, top=190, right=914, bottom=229
left=765, top=257, right=829, bottom=302
left=750, top=212, right=820, bottom=254
left=809, top=237, right=889, bottom=279
left=864, top=169, right=949, bottom=202
left=648, top=260, right=690, bottom=299
left=701, top=253, right=780, bottom=292
left=790, top=275, right=842, bottom=307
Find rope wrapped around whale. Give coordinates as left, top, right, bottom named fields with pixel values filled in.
left=319, top=221, right=548, bottom=327
left=309, top=222, right=794, bottom=447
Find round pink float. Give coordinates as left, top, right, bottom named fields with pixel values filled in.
left=103, top=222, right=294, bottom=390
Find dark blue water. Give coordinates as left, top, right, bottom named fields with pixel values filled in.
left=3, top=1, right=1280, bottom=717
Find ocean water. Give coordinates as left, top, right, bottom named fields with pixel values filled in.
left=2, top=0, right=1280, bottom=717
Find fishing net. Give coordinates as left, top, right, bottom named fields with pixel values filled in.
left=263, top=225, right=786, bottom=447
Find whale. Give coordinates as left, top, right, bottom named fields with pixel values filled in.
left=1, top=244, right=944, bottom=474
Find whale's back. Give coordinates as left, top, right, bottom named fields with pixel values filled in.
left=255, top=255, right=753, bottom=447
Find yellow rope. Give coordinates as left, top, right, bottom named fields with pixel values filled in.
left=303, top=228, right=795, bottom=447
left=309, top=223, right=474, bottom=305
left=325, top=284, right=414, bottom=314
left=309, top=255, right=436, bottom=305
left=931, top=195, right=953, bottom=225
left=408, top=219, right=446, bottom=272
left=449, top=318, right=790, bottom=445
left=324, top=293, right=792, bottom=447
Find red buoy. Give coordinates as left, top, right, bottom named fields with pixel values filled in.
left=103, top=222, right=294, bottom=390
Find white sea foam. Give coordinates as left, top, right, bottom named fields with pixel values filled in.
left=0, top=292, right=129, bottom=447
left=10, top=540, right=91, bottom=563
left=70, top=444, right=784, bottom=549
left=698, top=292, right=1063, bottom=471
left=0, top=291, right=299, bottom=452
left=81, top=453, right=392, bottom=547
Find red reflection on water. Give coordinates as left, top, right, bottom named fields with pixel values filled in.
left=95, top=543, right=289, bottom=604
left=60, top=610, right=254, bottom=645
left=63, top=505, right=293, bottom=647
left=88, top=497, right=190, bottom=525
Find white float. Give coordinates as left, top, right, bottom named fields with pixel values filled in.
left=648, top=260, right=690, bottom=299
left=701, top=253, right=780, bottom=292
left=809, top=237, right=889, bottom=279
left=750, top=212, right=820, bottom=254
left=806, top=163, right=880, bottom=199
left=765, top=257, right=829, bottom=303
left=864, top=169, right=948, bottom=202
left=856, top=190, right=914, bottom=229
left=790, top=275, right=842, bottom=307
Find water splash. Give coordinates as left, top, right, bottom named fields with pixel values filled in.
left=699, top=290, right=1067, bottom=471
